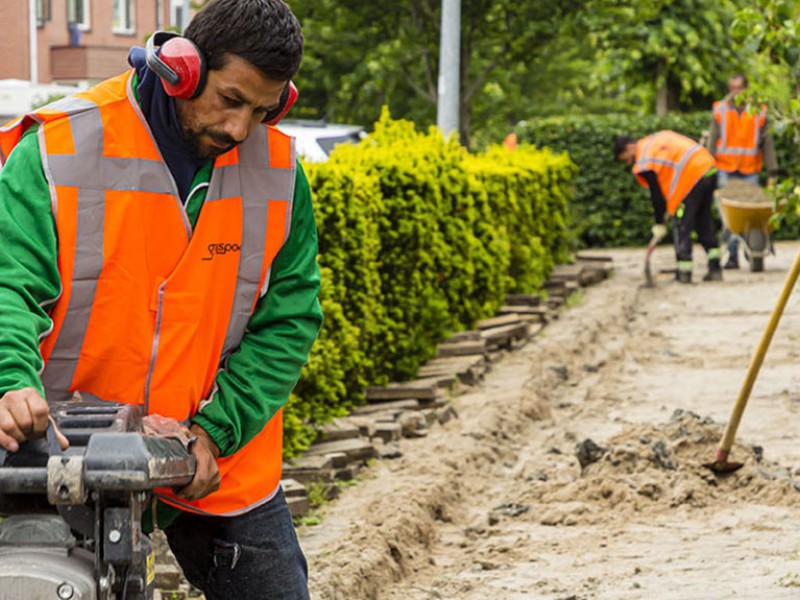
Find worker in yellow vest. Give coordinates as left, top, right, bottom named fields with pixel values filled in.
left=707, top=73, right=778, bottom=269
left=615, top=131, right=722, bottom=283
left=0, top=1, right=320, bottom=598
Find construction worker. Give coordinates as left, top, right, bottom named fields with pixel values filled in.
left=707, top=73, right=778, bottom=269
left=0, top=1, right=321, bottom=599
left=614, top=131, right=722, bottom=283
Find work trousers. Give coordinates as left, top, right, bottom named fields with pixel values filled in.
left=673, top=175, right=719, bottom=264
left=165, top=487, right=310, bottom=600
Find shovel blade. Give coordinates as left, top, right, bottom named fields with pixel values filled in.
left=703, top=459, right=744, bottom=475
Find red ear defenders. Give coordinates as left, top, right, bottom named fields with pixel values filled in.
left=145, top=30, right=297, bottom=125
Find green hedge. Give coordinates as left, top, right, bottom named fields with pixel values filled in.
left=517, top=112, right=800, bottom=247
left=282, top=110, right=576, bottom=455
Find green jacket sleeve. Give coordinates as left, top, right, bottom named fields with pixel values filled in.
left=0, top=127, right=61, bottom=396
left=192, top=161, right=323, bottom=457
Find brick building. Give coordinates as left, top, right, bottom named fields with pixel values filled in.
left=0, top=1, right=194, bottom=84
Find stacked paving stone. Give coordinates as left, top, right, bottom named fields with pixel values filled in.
left=544, top=254, right=613, bottom=309
left=279, top=254, right=614, bottom=519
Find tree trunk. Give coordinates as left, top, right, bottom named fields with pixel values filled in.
left=655, top=62, right=681, bottom=116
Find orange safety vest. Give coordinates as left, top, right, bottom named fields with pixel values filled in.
left=0, top=70, right=297, bottom=516
left=633, top=130, right=716, bottom=216
left=712, top=100, right=767, bottom=175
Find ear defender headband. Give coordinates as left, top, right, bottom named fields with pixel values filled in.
left=145, top=30, right=298, bottom=124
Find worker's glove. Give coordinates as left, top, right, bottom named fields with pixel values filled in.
left=651, top=224, right=668, bottom=242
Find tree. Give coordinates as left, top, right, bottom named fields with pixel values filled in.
left=729, top=0, right=800, bottom=224
left=579, top=0, right=745, bottom=115
left=290, top=0, right=589, bottom=147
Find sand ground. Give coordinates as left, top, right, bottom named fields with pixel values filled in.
left=301, top=241, right=800, bottom=600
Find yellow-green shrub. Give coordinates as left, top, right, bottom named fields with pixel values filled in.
left=284, top=111, right=576, bottom=454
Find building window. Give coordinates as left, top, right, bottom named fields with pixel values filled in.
left=113, top=0, right=136, bottom=34
left=36, top=0, right=52, bottom=27
left=67, top=0, right=90, bottom=31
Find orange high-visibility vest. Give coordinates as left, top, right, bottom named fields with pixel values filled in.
left=712, top=100, right=767, bottom=175
left=633, top=130, right=716, bottom=216
left=0, top=70, right=297, bottom=516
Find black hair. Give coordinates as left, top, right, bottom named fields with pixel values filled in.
left=729, top=73, right=749, bottom=88
left=185, top=0, right=303, bottom=81
left=613, top=135, right=636, bottom=159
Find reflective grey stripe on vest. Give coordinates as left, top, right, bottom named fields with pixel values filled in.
left=667, top=143, right=701, bottom=199
left=40, top=100, right=176, bottom=400
left=215, top=126, right=296, bottom=362
left=634, top=136, right=656, bottom=173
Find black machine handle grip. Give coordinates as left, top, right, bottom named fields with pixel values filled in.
left=0, top=418, right=62, bottom=467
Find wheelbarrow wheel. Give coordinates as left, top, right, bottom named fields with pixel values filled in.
left=746, top=228, right=767, bottom=272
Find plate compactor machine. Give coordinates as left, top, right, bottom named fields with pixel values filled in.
left=0, top=396, right=195, bottom=600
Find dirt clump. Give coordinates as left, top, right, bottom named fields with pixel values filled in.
left=515, top=410, right=800, bottom=529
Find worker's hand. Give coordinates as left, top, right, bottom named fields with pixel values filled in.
left=651, top=224, right=668, bottom=242
left=767, top=176, right=777, bottom=188
left=176, top=424, right=221, bottom=501
left=0, top=387, right=69, bottom=452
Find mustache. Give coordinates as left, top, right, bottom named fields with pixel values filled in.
left=208, top=131, right=237, bottom=148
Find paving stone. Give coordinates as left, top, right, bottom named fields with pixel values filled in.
left=497, top=304, right=548, bottom=322
left=476, top=313, right=522, bottom=330
left=281, top=466, right=336, bottom=485
left=352, top=399, right=421, bottom=415
left=287, top=495, right=311, bottom=518
left=281, top=478, right=307, bottom=497
left=303, top=438, right=376, bottom=462
left=314, top=419, right=361, bottom=443
left=575, top=252, right=613, bottom=262
left=437, top=339, right=487, bottom=358
left=369, top=422, right=402, bottom=443
left=154, top=563, right=182, bottom=591
left=366, top=381, right=443, bottom=403
left=446, top=330, right=482, bottom=343
left=549, top=264, right=585, bottom=282
left=504, top=293, right=541, bottom=306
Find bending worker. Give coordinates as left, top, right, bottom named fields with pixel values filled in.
left=615, top=130, right=722, bottom=283
left=707, top=73, right=778, bottom=270
left=0, top=1, right=321, bottom=598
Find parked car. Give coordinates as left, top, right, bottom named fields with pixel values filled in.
left=276, top=119, right=365, bottom=162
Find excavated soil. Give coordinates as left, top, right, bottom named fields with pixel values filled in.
left=300, top=242, right=800, bottom=600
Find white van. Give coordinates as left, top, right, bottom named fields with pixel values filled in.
left=277, top=119, right=365, bottom=163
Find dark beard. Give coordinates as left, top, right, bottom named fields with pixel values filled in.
left=180, top=124, right=236, bottom=160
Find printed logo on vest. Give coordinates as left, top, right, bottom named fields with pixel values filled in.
left=203, top=243, right=242, bottom=261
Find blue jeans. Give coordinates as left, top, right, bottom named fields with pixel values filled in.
left=164, top=487, right=309, bottom=600
left=718, top=171, right=760, bottom=257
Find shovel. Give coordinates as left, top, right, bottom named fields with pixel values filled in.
left=643, top=237, right=658, bottom=288
left=705, top=244, right=800, bottom=474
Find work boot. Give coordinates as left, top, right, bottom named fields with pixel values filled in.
left=703, top=259, right=723, bottom=282
left=724, top=256, right=739, bottom=270
left=676, top=270, right=692, bottom=284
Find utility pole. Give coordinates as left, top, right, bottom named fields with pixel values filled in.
left=29, top=0, right=38, bottom=84
left=436, top=0, right=460, bottom=140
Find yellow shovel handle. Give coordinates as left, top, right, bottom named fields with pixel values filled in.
left=718, top=245, right=800, bottom=457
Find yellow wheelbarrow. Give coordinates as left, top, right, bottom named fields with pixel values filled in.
left=716, top=180, right=776, bottom=272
